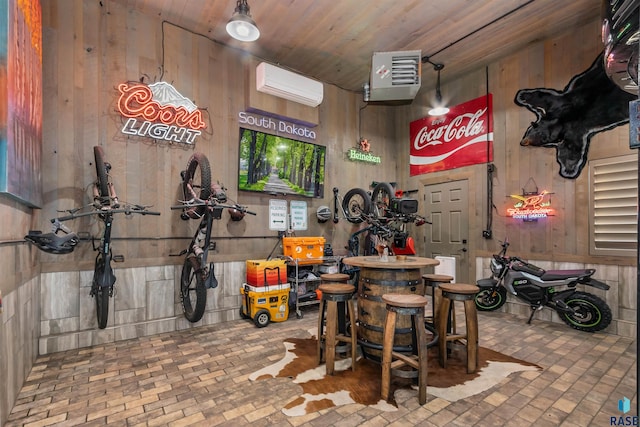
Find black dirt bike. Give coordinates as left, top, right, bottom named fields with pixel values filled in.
left=26, top=146, right=160, bottom=329
left=475, top=239, right=612, bottom=332
left=332, top=186, right=371, bottom=223
left=172, top=152, right=256, bottom=323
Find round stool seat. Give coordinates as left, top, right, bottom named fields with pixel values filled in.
left=422, top=274, right=454, bottom=284
left=382, top=294, right=428, bottom=308
left=320, top=273, right=351, bottom=282
left=319, top=283, right=355, bottom=295
left=439, top=283, right=479, bottom=295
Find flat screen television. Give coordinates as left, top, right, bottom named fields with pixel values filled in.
left=238, top=127, right=326, bottom=198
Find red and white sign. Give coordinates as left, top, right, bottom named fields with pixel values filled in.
left=117, top=82, right=206, bottom=144
left=410, top=94, right=493, bottom=175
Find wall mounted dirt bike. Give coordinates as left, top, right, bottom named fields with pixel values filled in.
left=475, top=239, right=612, bottom=332
left=171, top=152, right=256, bottom=323
left=368, top=181, right=428, bottom=255
left=331, top=186, right=371, bottom=223
left=26, top=146, right=160, bottom=329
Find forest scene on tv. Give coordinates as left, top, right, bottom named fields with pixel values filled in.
left=238, top=128, right=326, bottom=198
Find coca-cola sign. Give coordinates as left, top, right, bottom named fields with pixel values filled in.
left=410, top=95, right=493, bottom=175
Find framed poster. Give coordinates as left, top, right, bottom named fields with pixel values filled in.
left=0, top=0, right=42, bottom=207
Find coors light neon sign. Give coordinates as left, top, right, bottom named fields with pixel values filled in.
left=410, top=94, right=493, bottom=175
left=117, top=82, right=206, bottom=144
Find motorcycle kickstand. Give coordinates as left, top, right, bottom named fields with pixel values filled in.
left=527, top=306, right=543, bottom=324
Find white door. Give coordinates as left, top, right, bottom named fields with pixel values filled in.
left=424, top=180, right=470, bottom=283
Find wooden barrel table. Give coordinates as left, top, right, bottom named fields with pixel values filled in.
left=342, top=256, right=439, bottom=361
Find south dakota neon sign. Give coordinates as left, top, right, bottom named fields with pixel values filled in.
left=507, top=190, right=554, bottom=221
left=117, top=82, right=206, bottom=144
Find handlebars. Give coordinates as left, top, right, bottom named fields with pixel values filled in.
left=361, top=210, right=428, bottom=229
left=54, top=205, right=161, bottom=222
left=171, top=199, right=256, bottom=216
left=498, top=238, right=510, bottom=256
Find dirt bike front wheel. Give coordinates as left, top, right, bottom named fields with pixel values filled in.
left=342, top=188, right=371, bottom=223
left=474, top=287, right=507, bottom=311
left=559, top=291, right=612, bottom=332
left=181, top=255, right=207, bottom=322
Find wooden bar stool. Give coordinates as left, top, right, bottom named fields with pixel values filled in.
left=320, top=273, right=352, bottom=339
left=437, top=283, right=479, bottom=373
left=320, top=273, right=351, bottom=283
left=317, top=283, right=357, bottom=375
left=421, top=273, right=454, bottom=327
left=380, top=294, right=429, bottom=405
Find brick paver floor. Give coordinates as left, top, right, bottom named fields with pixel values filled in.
left=5, top=309, right=637, bottom=426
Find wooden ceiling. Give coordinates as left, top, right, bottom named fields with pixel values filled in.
left=122, top=0, right=601, bottom=93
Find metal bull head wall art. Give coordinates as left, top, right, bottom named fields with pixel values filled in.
left=514, top=52, right=635, bottom=179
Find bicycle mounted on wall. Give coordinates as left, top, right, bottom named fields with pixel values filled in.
left=170, top=152, right=256, bottom=323
left=25, top=146, right=160, bottom=329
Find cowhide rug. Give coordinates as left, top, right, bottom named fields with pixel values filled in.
left=249, top=334, right=541, bottom=416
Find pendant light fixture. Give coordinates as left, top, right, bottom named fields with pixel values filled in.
left=427, top=62, right=449, bottom=116
left=226, top=0, right=260, bottom=42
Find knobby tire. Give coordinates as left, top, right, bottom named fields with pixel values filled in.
left=93, top=254, right=112, bottom=329
left=94, top=146, right=110, bottom=200
left=181, top=255, right=207, bottom=322
left=95, top=284, right=109, bottom=329
left=342, top=188, right=371, bottom=223
left=474, top=287, right=507, bottom=311
left=183, top=153, right=212, bottom=218
left=371, top=182, right=395, bottom=219
left=559, top=291, right=612, bottom=332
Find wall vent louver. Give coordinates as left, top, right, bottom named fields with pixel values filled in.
left=368, top=50, right=422, bottom=101
left=256, top=62, right=324, bottom=107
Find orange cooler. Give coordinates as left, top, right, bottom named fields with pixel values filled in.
left=246, top=259, right=287, bottom=286
left=282, top=237, right=326, bottom=264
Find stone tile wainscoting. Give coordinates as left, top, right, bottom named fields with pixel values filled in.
left=475, top=257, right=636, bottom=338
left=38, top=261, right=246, bottom=355
left=0, top=276, right=39, bottom=427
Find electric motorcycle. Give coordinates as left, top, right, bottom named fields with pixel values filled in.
left=475, top=239, right=612, bottom=332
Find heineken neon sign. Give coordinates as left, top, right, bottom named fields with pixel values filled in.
left=347, top=138, right=381, bottom=164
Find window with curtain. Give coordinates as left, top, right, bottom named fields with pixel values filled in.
left=589, top=154, right=638, bottom=256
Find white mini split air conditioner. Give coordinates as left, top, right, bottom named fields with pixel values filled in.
left=368, top=50, right=421, bottom=102
left=256, top=62, right=324, bottom=107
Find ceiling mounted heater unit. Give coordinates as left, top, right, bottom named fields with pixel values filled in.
left=368, top=50, right=421, bottom=102
left=256, top=62, right=324, bottom=107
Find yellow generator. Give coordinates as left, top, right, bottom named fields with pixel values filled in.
left=240, top=283, right=290, bottom=327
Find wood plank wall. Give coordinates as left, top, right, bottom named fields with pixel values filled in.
left=2, top=2, right=634, bottom=296
left=399, top=19, right=636, bottom=283
left=31, top=0, right=398, bottom=277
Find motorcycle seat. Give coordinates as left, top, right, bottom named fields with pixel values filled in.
left=540, top=268, right=595, bottom=281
